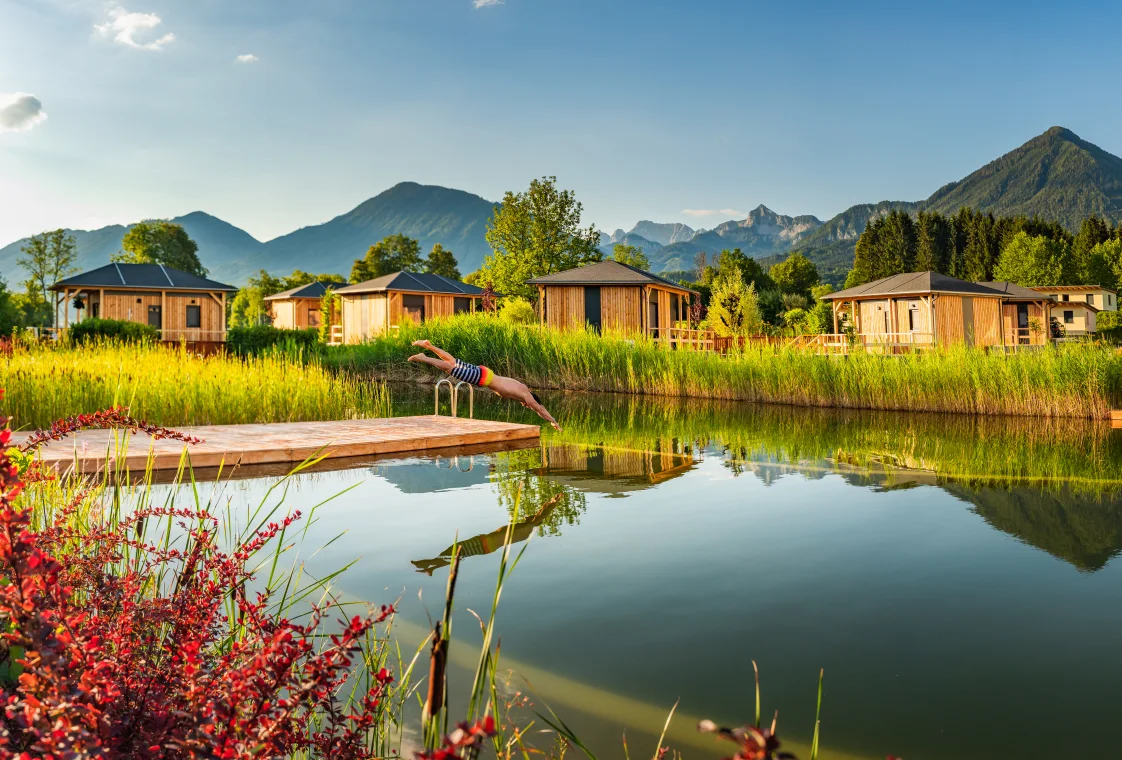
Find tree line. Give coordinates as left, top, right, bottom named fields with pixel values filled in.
left=848, top=208, right=1122, bottom=289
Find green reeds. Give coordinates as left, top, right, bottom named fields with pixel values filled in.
left=1, top=339, right=391, bottom=428
left=327, top=315, right=1122, bottom=418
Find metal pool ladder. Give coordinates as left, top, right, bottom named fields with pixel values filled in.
left=434, top=378, right=475, bottom=418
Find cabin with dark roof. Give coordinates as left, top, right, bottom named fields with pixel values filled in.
left=824, top=272, right=1054, bottom=348
left=526, top=260, right=698, bottom=337
left=333, top=271, right=485, bottom=343
left=263, top=281, right=338, bottom=331
left=50, top=263, right=237, bottom=344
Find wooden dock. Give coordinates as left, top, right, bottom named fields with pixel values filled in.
left=24, top=416, right=541, bottom=474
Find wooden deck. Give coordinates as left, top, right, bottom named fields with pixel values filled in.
left=25, top=416, right=541, bottom=474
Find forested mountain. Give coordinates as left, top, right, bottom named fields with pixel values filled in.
left=924, top=127, right=1122, bottom=230
left=0, top=183, right=496, bottom=286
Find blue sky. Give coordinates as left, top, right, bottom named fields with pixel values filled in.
left=3, top=0, right=1122, bottom=247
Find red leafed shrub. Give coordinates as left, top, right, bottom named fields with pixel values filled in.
left=0, top=392, right=399, bottom=759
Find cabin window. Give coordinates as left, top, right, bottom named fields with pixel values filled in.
left=308, top=309, right=321, bottom=328
left=453, top=297, right=472, bottom=314
left=1088, top=294, right=1095, bottom=307
left=185, top=304, right=201, bottom=328
left=908, top=306, right=919, bottom=331
left=1016, top=303, right=1029, bottom=329
left=402, top=294, right=425, bottom=324
left=1062, top=294, right=1070, bottom=301
left=1064, top=310, right=1074, bottom=324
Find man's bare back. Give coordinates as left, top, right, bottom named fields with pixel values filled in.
left=407, top=339, right=562, bottom=431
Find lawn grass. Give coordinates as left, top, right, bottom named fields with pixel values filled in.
left=1, top=340, right=391, bottom=429
left=326, top=315, right=1122, bottom=418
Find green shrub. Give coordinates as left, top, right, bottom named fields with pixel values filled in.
left=69, top=318, right=158, bottom=344
left=500, top=298, right=537, bottom=325
left=227, top=325, right=320, bottom=356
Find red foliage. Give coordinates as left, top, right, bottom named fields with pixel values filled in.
left=415, top=716, right=496, bottom=760
left=17, top=405, right=204, bottom=453
left=0, top=391, right=400, bottom=759
left=697, top=720, right=795, bottom=760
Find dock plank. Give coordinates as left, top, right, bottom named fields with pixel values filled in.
left=23, top=416, right=541, bottom=474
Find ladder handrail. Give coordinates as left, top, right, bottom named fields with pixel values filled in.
left=434, top=378, right=456, bottom=416
left=453, top=381, right=475, bottom=419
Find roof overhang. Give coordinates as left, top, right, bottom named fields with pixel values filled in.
left=49, top=283, right=236, bottom=293
left=336, top=287, right=485, bottom=297
left=534, top=280, right=699, bottom=296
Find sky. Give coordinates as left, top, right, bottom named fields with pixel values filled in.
left=3, top=0, right=1122, bottom=247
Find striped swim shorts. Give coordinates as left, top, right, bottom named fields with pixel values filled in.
left=450, top=359, right=493, bottom=387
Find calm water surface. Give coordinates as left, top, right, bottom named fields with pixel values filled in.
left=166, top=391, right=1122, bottom=760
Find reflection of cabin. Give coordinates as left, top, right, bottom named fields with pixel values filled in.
left=50, top=263, right=237, bottom=344
left=526, top=260, right=698, bottom=338
left=264, top=281, right=336, bottom=330
left=825, top=272, right=1053, bottom=348
left=534, top=443, right=695, bottom=495
left=333, top=272, right=485, bottom=344
left=1030, top=285, right=1117, bottom=336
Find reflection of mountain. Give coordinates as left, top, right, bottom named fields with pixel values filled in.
left=944, top=484, right=1122, bottom=572
left=534, top=444, right=696, bottom=497
left=374, top=456, right=492, bottom=493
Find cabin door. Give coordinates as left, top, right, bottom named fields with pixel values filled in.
left=648, top=290, right=659, bottom=334
left=147, top=304, right=162, bottom=329
left=584, top=287, right=602, bottom=332
left=961, top=297, right=975, bottom=347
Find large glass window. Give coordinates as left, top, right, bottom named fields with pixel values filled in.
left=186, top=304, right=201, bottom=328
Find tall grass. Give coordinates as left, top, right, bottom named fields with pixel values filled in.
left=1, top=340, right=391, bottom=428
left=326, top=315, right=1122, bottom=418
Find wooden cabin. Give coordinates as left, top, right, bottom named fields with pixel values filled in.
left=264, top=281, right=336, bottom=330
left=526, top=260, right=698, bottom=337
left=50, top=263, right=237, bottom=344
left=333, top=271, right=485, bottom=344
left=824, top=272, right=1053, bottom=348
left=534, top=442, right=695, bottom=495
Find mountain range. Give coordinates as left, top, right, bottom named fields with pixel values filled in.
left=3, top=126, right=1121, bottom=287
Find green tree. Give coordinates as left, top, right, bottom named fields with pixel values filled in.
left=424, top=244, right=461, bottom=279
left=113, top=221, right=207, bottom=277
left=479, top=176, right=601, bottom=299
left=280, top=269, right=346, bottom=291
left=612, top=243, right=650, bottom=270
left=1096, top=239, right=1122, bottom=289
left=769, top=252, right=820, bottom=296
left=1072, top=215, right=1113, bottom=281
left=0, top=277, right=20, bottom=335
left=10, top=280, right=52, bottom=329
left=993, top=232, right=1074, bottom=286
left=350, top=234, right=423, bottom=283
left=707, top=266, right=763, bottom=337
left=17, top=229, right=79, bottom=325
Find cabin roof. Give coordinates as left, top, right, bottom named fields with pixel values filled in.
left=526, top=260, right=699, bottom=294
left=979, top=281, right=1049, bottom=300
left=1053, top=300, right=1100, bottom=313
left=51, top=263, right=237, bottom=292
left=335, top=271, right=485, bottom=296
left=824, top=271, right=1006, bottom=300
left=263, top=281, right=339, bottom=301
left=1030, top=284, right=1118, bottom=294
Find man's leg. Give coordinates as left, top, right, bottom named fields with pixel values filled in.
left=408, top=353, right=454, bottom=373
left=412, top=339, right=458, bottom=365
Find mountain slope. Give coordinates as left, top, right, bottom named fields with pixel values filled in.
left=0, top=213, right=265, bottom=286
left=626, top=221, right=695, bottom=246
left=923, top=127, right=1122, bottom=229
left=262, top=182, right=496, bottom=276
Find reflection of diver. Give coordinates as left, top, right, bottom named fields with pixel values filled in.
left=411, top=494, right=563, bottom=575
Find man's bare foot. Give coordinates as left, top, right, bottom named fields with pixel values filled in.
left=412, top=339, right=432, bottom=349
left=408, top=353, right=426, bottom=363
left=551, top=422, right=562, bottom=432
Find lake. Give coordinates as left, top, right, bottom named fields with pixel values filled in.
left=162, top=389, right=1122, bottom=759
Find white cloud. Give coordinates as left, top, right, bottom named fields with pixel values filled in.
left=236, top=54, right=259, bottom=63
left=94, top=5, right=175, bottom=50
left=0, top=93, right=47, bottom=134
left=720, top=208, right=746, bottom=217
left=473, top=0, right=503, bottom=7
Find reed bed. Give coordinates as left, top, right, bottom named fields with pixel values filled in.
left=1, top=340, right=391, bottom=429
left=327, top=315, right=1122, bottom=418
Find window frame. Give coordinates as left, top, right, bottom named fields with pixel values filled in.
left=185, top=304, right=202, bottom=329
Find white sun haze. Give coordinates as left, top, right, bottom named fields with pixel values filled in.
left=473, top=0, right=503, bottom=7
left=236, top=54, right=259, bottom=63
left=683, top=208, right=745, bottom=218
left=94, top=5, right=175, bottom=51
left=0, top=93, right=47, bottom=134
